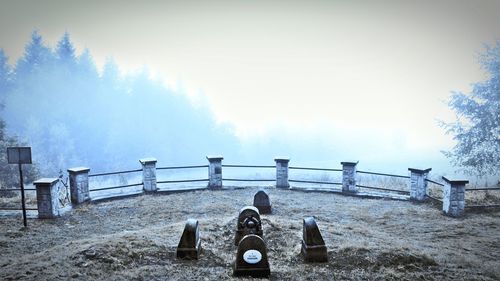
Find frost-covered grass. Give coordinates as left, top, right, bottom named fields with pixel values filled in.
left=0, top=187, right=499, bottom=280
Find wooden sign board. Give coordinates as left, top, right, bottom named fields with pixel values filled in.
left=7, top=147, right=32, bottom=164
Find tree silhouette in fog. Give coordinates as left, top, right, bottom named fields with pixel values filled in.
left=1, top=31, right=239, bottom=177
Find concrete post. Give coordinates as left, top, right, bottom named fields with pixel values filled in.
left=67, top=167, right=90, bottom=204
left=442, top=177, right=468, bottom=217
left=34, top=178, right=61, bottom=219
left=139, top=158, right=157, bottom=192
left=408, top=168, right=432, bottom=201
left=207, top=156, right=223, bottom=189
left=341, top=161, right=358, bottom=193
left=275, top=157, right=290, bottom=189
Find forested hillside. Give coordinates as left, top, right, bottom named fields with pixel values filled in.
left=0, top=31, right=240, bottom=177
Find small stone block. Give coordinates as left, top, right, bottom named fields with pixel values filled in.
left=274, top=157, right=290, bottom=163
left=253, top=189, right=272, bottom=214
left=235, top=206, right=263, bottom=245
left=67, top=167, right=90, bottom=173
left=139, top=157, right=157, bottom=164
left=441, top=176, right=469, bottom=185
left=408, top=168, right=432, bottom=174
left=233, top=234, right=270, bottom=278
left=206, top=155, right=224, bottom=161
left=177, top=218, right=202, bottom=260
left=301, top=217, right=328, bottom=262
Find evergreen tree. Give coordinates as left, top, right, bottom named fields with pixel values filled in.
left=77, top=48, right=98, bottom=78
left=441, top=41, right=500, bottom=177
left=56, top=32, right=76, bottom=68
left=15, top=31, right=53, bottom=76
left=0, top=110, right=39, bottom=190
left=0, top=49, right=11, bottom=95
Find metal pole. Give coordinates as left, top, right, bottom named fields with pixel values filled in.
left=19, top=163, right=27, bottom=227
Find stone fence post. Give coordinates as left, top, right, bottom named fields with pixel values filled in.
left=207, top=156, right=223, bottom=189
left=408, top=168, right=431, bottom=202
left=442, top=177, right=468, bottom=217
left=341, top=161, right=358, bottom=193
left=68, top=167, right=90, bottom=204
left=34, top=178, right=62, bottom=219
left=139, top=158, right=157, bottom=192
left=275, top=157, right=290, bottom=188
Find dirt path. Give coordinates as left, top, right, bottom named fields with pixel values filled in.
left=1, top=187, right=499, bottom=280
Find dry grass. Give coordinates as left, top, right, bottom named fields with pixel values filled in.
left=0, top=187, right=499, bottom=280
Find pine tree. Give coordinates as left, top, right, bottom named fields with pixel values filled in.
left=0, top=49, right=11, bottom=95
left=0, top=111, right=39, bottom=190
left=15, top=30, right=53, bottom=76
left=101, top=57, right=121, bottom=89
left=56, top=32, right=76, bottom=67
left=77, top=48, right=98, bottom=78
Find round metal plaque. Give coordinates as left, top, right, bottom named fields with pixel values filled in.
left=243, top=249, right=262, bottom=264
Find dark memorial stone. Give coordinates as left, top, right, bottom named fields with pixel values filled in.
left=233, top=234, right=271, bottom=277
left=234, top=206, right=263, bottom=246
left=177, top=218, right=202, bottom=260
left=301, top=217, right=328, bottom=262
left=253, top=189, right=272, bottom=214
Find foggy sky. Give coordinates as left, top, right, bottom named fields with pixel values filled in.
left=1, top=0, right=500, bottom=173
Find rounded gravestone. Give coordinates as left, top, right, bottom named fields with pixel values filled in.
left=234, top=234, right=270, bottom=277
left=301, top=217, right=328, bottom=262
left=253, top=189, right=272, bottom=214
left=176, top=218, right=202, bottom=260
left=234, top=206, right=263, bottom=245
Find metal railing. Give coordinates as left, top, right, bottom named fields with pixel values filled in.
left=289, top=166, right=342, bottom=172
left=288, top=165, right=342, bottom=187
left=222, top=164, right=274, bottom=169
left=356, top=170, right=410, bottom=195
left=357, top=170, right=410, bottom=179
left=157, top=179, right=209, bottom=184
left=156, top=165, right=209, bottom=186
left=464, top=186, right=500, bottom=209
left=221, top=164, right=275, bottom=183
left=89, top=169, right=142, bottom=177
left=356, top=184, right=410, bottom=194
left=157, top=165, right=209, bottom=170
left=289, top=179, right=342, bottom=185
left=89, top=168, right=143, bottom=193
left=0, top=187, right=38, bottom=211
left=425, top=179, right=444, bottom=186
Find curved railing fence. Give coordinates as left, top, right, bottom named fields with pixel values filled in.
left=2, top=156, right=499, bottom=220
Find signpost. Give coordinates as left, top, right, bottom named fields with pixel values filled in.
left=7, top=147, right=32, bottom=227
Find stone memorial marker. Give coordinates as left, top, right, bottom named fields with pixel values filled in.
left=233, top=234, right=270, bottom=277
left=301, top=217, right=328, bottom=262
left=253, top=189, right=272, bottom=214
left=177, top=218, right=202, bottom=260
left=234, top=206, right=263, bottom=245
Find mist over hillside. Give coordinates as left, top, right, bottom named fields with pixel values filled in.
left=1, top=31, right=242, bottom=175
left=0, top=31, right=496, bottom=185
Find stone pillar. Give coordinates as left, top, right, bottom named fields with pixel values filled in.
left=408, top=168, right=432, bottom=201
left=442, top=177, right=468, bottom=217
left=139, top=158, right=157, bottom=192
left=67, top=167, right=90, bottom=204
left=34, top=178, right=61, bottom=219
left=341, top=161, right=358, bottom=193
left=275, top=157, right=290, bottom=189
left=207, top=156, right=223, bottom=189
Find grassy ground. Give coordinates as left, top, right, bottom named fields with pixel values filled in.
left=0, top=187, right=499, bottom=280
